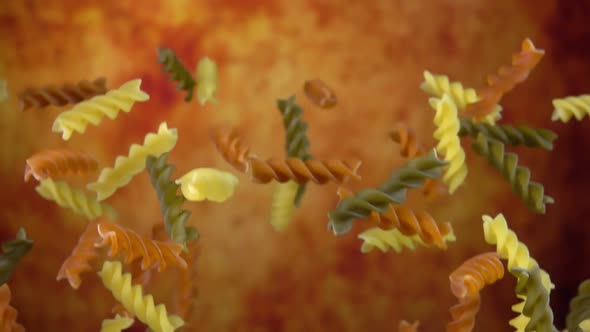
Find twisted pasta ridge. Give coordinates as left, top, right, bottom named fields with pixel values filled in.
left=98, top=260, right=184, bottom=332
left=212, top=129, right=252, bottom=173
left=429, top=94, right=468, bottom=194
left=357, top=227, right=455, bottom=253
left=145, top=153, right=196, bottom=246
left=399, top=320, right=420, bottom=332
left=0, top=228, right=33, bottom=287
left=472, top=133, right=553, bottom=214
left=175, top=243, right=198, bottom=320
left=270, top=181, right=299, bottom=232
left=57, top=222, right=100, bottom=289
left=511, top=266, right=558, bottom=332
left=303, top=79, right=338, bottom=109
left=248, top=157, right=361, bottom=185
left=328, top=150, right=446, bottom=235
left=446, top=294, right=481, bottom=332
left=24, top=148, right=98, bottom=182
left=100, top=315, right=134, bottom=332
left=567, top=279, right=590, bottom=332
left=157, top=47, right=196, bottom=102
left=551, top=95, right=590, bottom=123
left=52, top=79, right=149, bottom=140
left=88, top=122, right=178, bottom=201
left=458, top=118, right=557, bottom=150
left=195, top=56, right=219, bottom=105
left=277, top=96, right=312, bottom=159
left=175, top=168, right=239, bottom=203
left=0, top=80, right=8, bottom=102
left=95, top=222, right=188, bottom=272
left=466, top=38, right=544, bottom=120
left=36, top=178, right=117, bottom=220
left=0, top=284, right=25, bottom=332
left=18, top=77, right=108, bottom=112
left=449, top=252, right=504, bottom=299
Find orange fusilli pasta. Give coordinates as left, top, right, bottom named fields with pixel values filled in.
left=24, top=148, right=98, bottom=182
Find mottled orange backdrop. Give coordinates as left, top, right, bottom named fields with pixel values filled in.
left=1, top=0, right=590, bottom=331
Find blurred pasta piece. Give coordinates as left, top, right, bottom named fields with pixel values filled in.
left=24, top=148, right=98, bottom=182
left=551, top=95, right=590, bottom=123
left=175, top=168, right=239, bottom=203
left=270, top=181, right=299, bottom=232
left=0, top=284, right=25, bottom=332
left=57, top=221, right=100, bottom=289
left=157, top=47, right=196, bottom=102
left=18, top=77, right=107, bottom=112
left=303, top=79, right=337, bottom=109
left=0, top=79, right=9, bottom=102
left=100, top=315, right=134, bottom=332
left=398, top=320, right=420, bottom=332
left=195, top=56, right=218, bottom=106
left=212, top=129, right=253, bottom=173
left=0, top=228, right=33, bottom=286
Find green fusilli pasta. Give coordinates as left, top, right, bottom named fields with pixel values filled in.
left=0, top=228, right=33, bottom=286
left=327, top=150, right=447, bottom=235
left=157, top=47, right=196, bottom=102
left=567, top=279, right=590, bottom=332
left=146, top=153, right=197, bottom=247
left=459, top=118, right=557, bottom=150
left=471, top=133, right=553, bottom=214
left=511, top=266, right=558, bottom=332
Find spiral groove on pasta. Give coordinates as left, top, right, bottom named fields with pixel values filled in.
left=466, top=38, right=544, bottom=120
left=145, top=153, right=196, bottom=246
left=429, top=94, right=468, bottom=194
left=88, top=122, right=178, bottom=201
left=52, top=79, right=150, bottom=140
left=95, top=222, right=188, bottom=272
left=212, top=129, right=252, bottom=173
left=18, top=77, right=108, bottom=112
left=358, top=227, right=455, bottom=253
left=175, top=243, right=198, bottom=320
left=446, top=294, right=480, bottom=332
left=248, top=157, right=361, bottom=185
left=303, top=79, right=338, bottom=109
left=328, top=150, right=446, bottom=235
left=449, top=252, right=504, bottom=298
left=175, top=168, right=239, bottom=203
left=399, top=320, right=420, bottom=332
left=24, top=148, right=98, bottom=182
left=0, top=228, right=33, bottom=287
left=57, top=222, right=100, bottom=289
left=551, top=95, right=590, bottom=123
left=458, top=118, right=557, bottom=150
left=195, top=56, right=219, bottom=105
left=270, top=181, right=299, bottom=232
left=157, top=47, right=196, bottom=102
left=472, top=132, right=553, bottom=214
left=567, top=279, right=590, bottom=332
left=100, top=315, right=134, bottom=332
left=0, top=284, right=25, bottom=332
left=98, top=260, right=185, bottom=332
left=36, top=178, right=117, bottom=221
left=511, top=266, right=558, bottom=332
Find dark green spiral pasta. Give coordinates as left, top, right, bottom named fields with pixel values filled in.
left=328, top=150, right=446, bottom=235
left=0, top=228, right=33, bottom=286
left=511, top=266, right=558, bottom=332
left=471, top=133, right=553, bottom=214
left=146, top=153, right=197, bottom=247
left=157, top=47, right=196, bottom=102
left=566, top=279, right=590, bottom=332
left=459, top=118, right=558, bottom=150
left=277, top=96, right=313, bottom=206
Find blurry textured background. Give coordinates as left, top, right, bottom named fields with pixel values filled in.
left=1, top=0, right=590, bottom=331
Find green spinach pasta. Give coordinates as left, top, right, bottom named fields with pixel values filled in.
left=458, top=118, right=557, bottom=150
left=157, top=47, right=196, bottom=102
left=0, top=228, right=33, bottom=286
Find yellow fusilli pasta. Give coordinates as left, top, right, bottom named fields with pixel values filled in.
left=88, top=122, right=178, bottom=201
left=270, top=181, right=299, bottom=232
left=195, top=57, right=218, bottom=106
left=100, top=315, right=134, bottom=332
left=52, top=79, right=150, bottom=140
left=357, top=227, right=456, bottom=254
left=551, top=95, right=590, bottom=123
left=98, top=260, right=184, bottom=332
left=36, top=178, right=117, bottom=221
left=175, top=168, right=239, bottom=203
left=429, top=94, right=468, bottom=194
left=581, top=320, right=590, bottom=332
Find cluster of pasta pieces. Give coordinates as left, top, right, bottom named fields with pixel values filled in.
left=1, top=37, right=589, bottom=332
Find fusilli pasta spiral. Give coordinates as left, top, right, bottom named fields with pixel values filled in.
left=57, top=221, right=100, bottom=289
left=270, top=181, right=299, bottom=232
left=175, top=168, right=239, bottom=203
left=567, top=279, right=590, bottom=332
left=100, top=315, right=134, bottom=332
left=24, top=148, right=98, bottom=182
left=303, top=79, right=337, bottom=109
left=551, top=95, right=590, bottom=123
left=248, top=157, right=361, bottom=185
left=511, top=266, right=558, bottom=332
left=472, top=133, right=553, bottom=214
left=157, top=47, right=196, bottom=102
left=36, top=178, right=117, bottom=221
left=446, top=294, right=480, bottom=332
left=357, top=227, right=455, bottom=253
left=212, top=129, right=252, bottom=173
left=98, top=260, right=184, bottom=332
left=449, top=252, right=504, bottom=298
left=458, top=118, right=557, bottom=150
left=0, top=228, right=33, bottom=286
left=18, top=77, right=108, bottom=112
left=195, top=56, right=218, bottom=106
left=0, top=284, right=25, bottom=332
left=52, top=79, right=149, bottom=140
left=399, top=320, right=420, bottom=332
left=88, top=122, right=178, bottom=201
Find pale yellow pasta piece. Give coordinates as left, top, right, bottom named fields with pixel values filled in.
left=429, top=94, right=468, bottom=194
left=0, top=79, right=8, bottom=102
left=36, top=178, right=117, bottom=221
left=195, top=57, right=218, bottom=106
left=551, top=95, right=590, bottom=123
left=88, top=122, right=178, bottom=201
left=52, top=79, right=149, bottom=140
left=357, top=227, right=456, bottom=254
left=98, top=260, right=184, bottom=332
left=175, top=167, right=238, bottom=203
left=269, top=181, right=298, bottom=232
left=580, top=319, right=590, bottom=332
left=100, top=315, right=134, bottom=332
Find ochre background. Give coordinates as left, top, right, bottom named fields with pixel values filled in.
left=1, top=1, right=590, bottom=331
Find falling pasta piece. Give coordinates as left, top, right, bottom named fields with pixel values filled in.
left=511, top=266, right=558, bottom=332
left=175, top=168, right=239, bottom=203
left=357, top=227, right=455, bottom=253
left=212, top=129, right=252, bottom=173
left=0, top=79, right=9, bottom=102
left=566, top=279, right=590, bottom=332
left=0, top=284, right=25, bottom=332
left=248, top=157, right=362, bottom=185
left=581, top=320, right=590, bottom=332
left=24, top=148, right=98, bottom=182
left=195, top=56, right=218, bottom=106
left=303, top=79, right=337, bottom=109
left=458, top=118, right=557, bottom=150
left=551, top=95, right=590, bottom=123
left=0, top=228, right=33, bottom=286
left=57, top=221, right=100, bottom=289
left=270, top=181, right=299, bottom=232
left=449, top=252, right=504, bottom=298
left=18, top=77, right=108, bottom=111
left=88, top=122, right=178, bottom=201
left=100, top=315, right=134, bottom=332
left=157, top=47, right=196, bottom=102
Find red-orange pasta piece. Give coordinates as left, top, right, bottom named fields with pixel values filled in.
left=447, top=294, right=480, bottom=332
left=0, top=284, right=25, bottom=332
left=449, top=252, right=504, bottom=298
left=57, top=221, right=101, bottom=289
left=248, top=157, right=361, bottom=185
left=24, top=148, right=98, bottom=182
left=18, top=77, right=108, bottom=112
left=212, top=129, right=252, bottom=173
left=303, top=79, right=338, bottom=109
